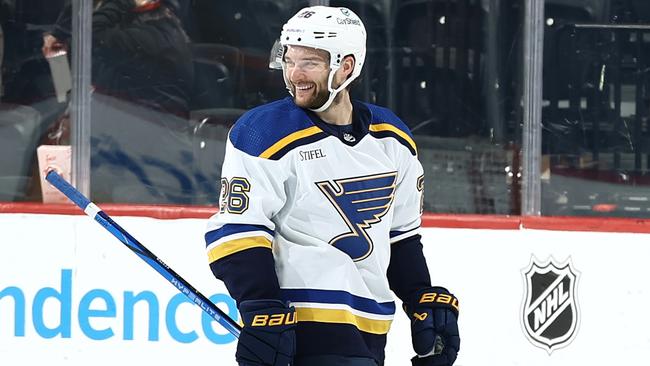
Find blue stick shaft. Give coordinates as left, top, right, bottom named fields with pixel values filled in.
left=45, top=171, right=242, bottom=337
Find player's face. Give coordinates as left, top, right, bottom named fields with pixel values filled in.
left=284, top=46, right=331, bottom=109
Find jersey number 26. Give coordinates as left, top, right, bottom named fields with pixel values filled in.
left=219, top=177, right=250, bottom=214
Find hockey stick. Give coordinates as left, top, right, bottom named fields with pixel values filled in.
left=45, top=170, right=242, bottom=338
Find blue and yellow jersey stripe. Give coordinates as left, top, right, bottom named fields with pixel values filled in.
left=228, top=98, right=329, bottom=160
left=228, top=98, right=418, bottom=159
left=363, top=102, right=418, bottom=156
left=259, top=125, right=327, bottom=160
left=368, top=123, right=417, bottom=156
left=281, top=288, right=395, bottom=335
left=205, top=224, right=274, bottom=263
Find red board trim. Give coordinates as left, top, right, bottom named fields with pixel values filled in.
left=2, top=203, right=650, bottom=233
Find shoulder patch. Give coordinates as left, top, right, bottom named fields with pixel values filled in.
left=365, top=103, right=417, bottom=156
left=229, top=98, right=328, bottom=160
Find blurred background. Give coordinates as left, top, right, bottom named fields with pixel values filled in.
left=1, top=0, right=650, bottom=218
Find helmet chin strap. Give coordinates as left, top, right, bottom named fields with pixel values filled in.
left=309, top=68, right=355, bottom=113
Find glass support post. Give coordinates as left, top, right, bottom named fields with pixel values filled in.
left=70, top=0, right=92, bottom=196
left=522, top=0, right=544, bottom=215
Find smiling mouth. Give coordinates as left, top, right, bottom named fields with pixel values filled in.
left=296, top=85, right=313, bottom=92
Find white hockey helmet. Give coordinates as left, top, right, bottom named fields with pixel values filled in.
left=272, top=6, right=367, bottom=112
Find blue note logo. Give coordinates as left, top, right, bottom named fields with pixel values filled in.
left=316, top=172, right=397, bottom=261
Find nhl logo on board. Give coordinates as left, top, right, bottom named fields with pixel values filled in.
left=521, top=256, right=580, bottom=354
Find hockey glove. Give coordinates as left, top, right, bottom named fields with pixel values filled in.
left=236, top=299, right=297, bottom=366
left=404, top=287, right=460, bottom=366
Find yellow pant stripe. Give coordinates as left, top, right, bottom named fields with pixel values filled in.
left=295, top=307, right=392, bottom=335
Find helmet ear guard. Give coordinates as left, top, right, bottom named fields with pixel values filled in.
left=270, top=6, right=367, bottom=112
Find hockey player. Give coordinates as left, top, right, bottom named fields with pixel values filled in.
left=205, top=6, right=460, bottom=366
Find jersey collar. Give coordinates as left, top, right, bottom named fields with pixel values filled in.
left=300, top=99, right=371, bottom=146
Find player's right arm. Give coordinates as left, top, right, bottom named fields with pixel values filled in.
left=205, top=115, right=296, bottom=366
left=205, top=134, right=285, bottom=302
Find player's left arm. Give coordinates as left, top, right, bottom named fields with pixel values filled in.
left=387, top=148, right=460, bottom=366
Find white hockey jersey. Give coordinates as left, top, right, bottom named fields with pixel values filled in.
left=205, top=97, right=424, bottom=337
